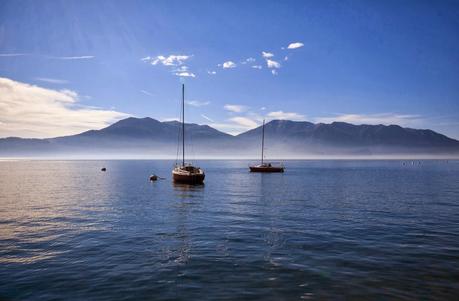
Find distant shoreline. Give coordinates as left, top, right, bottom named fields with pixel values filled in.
left=1, top=156, right=458, bottom=161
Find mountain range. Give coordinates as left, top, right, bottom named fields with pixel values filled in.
left=1, top=117, right=459, bottom=158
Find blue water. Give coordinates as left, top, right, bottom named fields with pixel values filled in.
left=1, top=160, right=458, bottom=300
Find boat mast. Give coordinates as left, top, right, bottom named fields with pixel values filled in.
left=182, top=84, right=185, bottom=166
left=261, top=119, right=265, bottom=165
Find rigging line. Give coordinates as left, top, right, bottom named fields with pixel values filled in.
left=175, top=89, right=183, bottom=165
left=188, top=120, right=196, bottom=164
left=184, top=86, right=196, bottom=164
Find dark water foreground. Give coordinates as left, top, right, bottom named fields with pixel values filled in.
left=0, top=160, right=458, bottom=300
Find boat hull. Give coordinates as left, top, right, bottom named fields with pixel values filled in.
left=172, top=172, right=205, bottom=184
left=249, top=166, right=284, bottom=173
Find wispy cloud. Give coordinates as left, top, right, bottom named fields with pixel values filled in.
left=271, top=70, right=278, bottom=76
left=262, top=51, right=274, bottom=58
left=314, top=113, right=422, bottom=126
left=0, top=53, right=28, bottom=57
left=35, top=77, right=69, bottom=84
left=140, top=90, right=154, bottom=97
left=207, top=70, right=217, bottom=75
left=0, top=53, right=95, bottom=60
left=224, top=104, right=248, bottom=113
left=241, top=57, right=256, bottom=65
left=175, top=71, right=196, bottom=78
left=252, top=65, right=262, bottom=69
left=174, top=65, right=189, bottom=72
left=266, top=59, right=281, bottom=69
left=267, top=110, right=305, bottom=120
left=222, top=61, right=236, bottom=69
left=201, top=114, right=214, bottom=122
left=1, top=53, right=95, bottom=60
left=287, top=42, right=304, bottom=49
left=186, top=100, right=210, bottom=107
left=0, top=77, right=128, bottom=138
left=50, top=55, right=95, bottom=60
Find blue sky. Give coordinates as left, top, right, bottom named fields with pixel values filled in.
left=0, top=0, right=458, bottom=138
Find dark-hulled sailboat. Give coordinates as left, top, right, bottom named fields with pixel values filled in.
left=249, top=120, right=284, bottom=173
left=172, top=84, right=205, bottom=184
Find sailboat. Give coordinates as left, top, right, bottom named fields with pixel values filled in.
left=249, top=120, right=284, bottom=173
left=172, top=84, right=205, bottom=184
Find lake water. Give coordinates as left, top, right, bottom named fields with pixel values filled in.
left=1, top=160, right=458, bottom=300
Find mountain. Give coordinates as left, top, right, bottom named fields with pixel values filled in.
left=1, top=117, right=458, bottom=158
left=238, top=120, right=459, bottom=147
left=0, top=117, right=234, bottom=157
left=235, top=120, right=459, bottom=157
left=54, top=117, right=231, bottom=144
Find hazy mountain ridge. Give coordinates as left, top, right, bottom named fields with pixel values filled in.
left=238, top=120, right=458, bottom=147
left=1, top=117, right=458, bottom=158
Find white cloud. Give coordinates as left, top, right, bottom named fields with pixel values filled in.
left=262, top=51, right=274, bottom=58
left=284, top=56, right=289, bottom=61
left=143, top=55, right=195, bottom=78
left=207, top=70, right=217, bottom=75
left=161, top=117, right=180, bottom=122
left=314, top=113, right=422, bottom=126
left=267, top=110, right=305, bottom=121
left=224, top=104, right=248, bottom=113
left=287, top=42, right=304, bottom=49
left=261, top=107, right=267, bottom=110
left=266, top=59, right=281, bottom=69
left=140, top=90, right=154, bottom=97
left=186, top=100, right=210, bottom=107
left=175, top=72, right=196, bottom=78
left=143, top=55, right=191, bottom=66
left=210, top=117, right=259, bottom=135
left=0, top=77, right=129, bottom=138
left=222, top=61, right=236, bottom=69
left=229, top=116, right=258, bottom=128
left=201, top=114, right=214, bottom=122
left=271, top=70, right=278, bottom=75
left=252, top=65, right=262, bottom=69
left=35, top=77, right=69, bottom=84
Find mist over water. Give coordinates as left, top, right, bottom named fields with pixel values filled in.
left=1, top=160, right=458, bottom=300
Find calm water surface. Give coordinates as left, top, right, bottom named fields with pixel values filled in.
left=1, top=160, right=458, bottom=300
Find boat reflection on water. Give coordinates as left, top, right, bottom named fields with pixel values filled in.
left=172, top=182, right=205, bottom=198
left=173, top=182, right=205, bottom=190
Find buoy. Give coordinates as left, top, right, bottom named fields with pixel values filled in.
left=149, top=175, right=158, bottom=181
left=101, top=167, right=106, bottom=172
